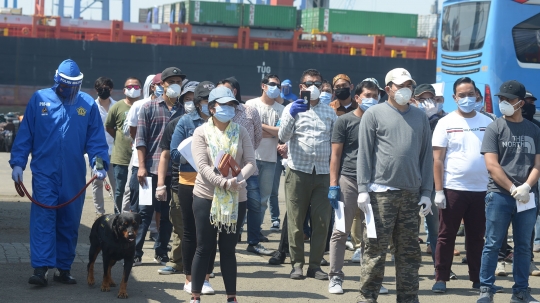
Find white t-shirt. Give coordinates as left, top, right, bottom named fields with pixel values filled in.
left=125, top=97, right=152, bottom=167
left=95, top=97, right=116, bottom=155
left=432, top=111, right=493, bottom=191
left=245, top=97, right=284, bottom=163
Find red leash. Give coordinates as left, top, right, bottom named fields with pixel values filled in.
left=14, top=175, right=97, bottom=209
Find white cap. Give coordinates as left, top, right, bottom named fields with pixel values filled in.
left=385, top=68, right=416, bottom=86
left=431, top=83, right=445, bottom=97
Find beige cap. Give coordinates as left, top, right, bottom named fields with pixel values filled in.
left=385, top=68, right=416, bottom=86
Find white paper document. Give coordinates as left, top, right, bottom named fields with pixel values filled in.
left=214, top=150, right=225, bottom=170
left=177, top=137, right=198, bottom=172
left=335, top=201, right=346, bottom=233
left=516, top=192, right=536, bottom=213
left=139, top=177, right=153, bottom=206
left=365, top=204, right=377, bottom=239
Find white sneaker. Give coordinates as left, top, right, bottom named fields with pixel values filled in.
left=201, top=280, right=215, bottom=295
left=183, top=282, right=191, bottom=293
left=345, top=241, right=354, bottom=251
left=379, top=285, right=389, bottom=294
left=351, top=248, right=362, bottom=263
left=495, top=261, right=507, bottom=276
left=328, top=276, right=344, bottom=294
left=270, top=221, right=280, bottom=231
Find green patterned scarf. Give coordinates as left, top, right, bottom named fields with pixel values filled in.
left=204, top=118, right=240, bottom=233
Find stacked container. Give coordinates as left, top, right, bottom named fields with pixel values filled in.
left=242, top=4, right=296, bottom=29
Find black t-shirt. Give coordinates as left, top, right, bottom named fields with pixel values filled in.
left=331, top=111, right=361, bottom=177
left=159, top=116, right=182, bottom=192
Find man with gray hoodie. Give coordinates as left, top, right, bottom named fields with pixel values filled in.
left=356, top=68, right=434, bottom=303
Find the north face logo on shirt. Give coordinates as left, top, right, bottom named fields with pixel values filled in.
left=502, top=135, right=536, bottom=154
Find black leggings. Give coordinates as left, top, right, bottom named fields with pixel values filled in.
left=179, top=184, right=216, bottom=276
left=191, top=195, right=246, bottom=295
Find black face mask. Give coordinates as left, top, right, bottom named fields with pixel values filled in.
left=97, top=87, right=111, bottom=100
left=334, top=87, right=351, bottom=100
left=522, top=103, right=536, bottom=121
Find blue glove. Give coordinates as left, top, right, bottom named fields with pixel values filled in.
left=289, top=99, right=309, bottom=118
left=328, top=186, right=340, bottom=210
left=12, top=166, right=23, bottom=183
left=93, top=166, right=107, bottom=180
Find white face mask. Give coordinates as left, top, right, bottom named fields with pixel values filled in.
left=307, top=85, right=321, bottom=100
left=499, top=100, right=522, bottom=117
left=184, top=101, right=195, bottom=113
left=166, top=84, right=181, bottom=98
left=393, top=87, right=412, bottom=105
left=125, top=88, right=141, bottom=99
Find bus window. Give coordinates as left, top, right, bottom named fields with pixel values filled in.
left=441, top=2, right=490, bottom=52
left=513, top=14, right=540, bottom=64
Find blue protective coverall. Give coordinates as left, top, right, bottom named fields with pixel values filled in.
left=9, top=88, right=109, bottom=270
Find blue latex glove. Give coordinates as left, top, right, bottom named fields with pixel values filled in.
left=93, top=166, right=107, bottom=180
left=289, top=99, right=309, bottom=118
left=12, top=166, right=23, bottom=183
left=328, top=186, right=340, bottom=210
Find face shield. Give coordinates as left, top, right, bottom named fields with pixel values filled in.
left=53, top=69, right=83, bottom=105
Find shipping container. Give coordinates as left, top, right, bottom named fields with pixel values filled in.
left=242, top=4, right=296, bottom=30
left=184, top=1, right=242, bottom=27
left=270, top=0, right=294, bottom=6
left=417, top=14, right=438, bottom=39
left=152, top=7, right=159, bottom=24
left=301, top=8, right=418, bottom=38
left=138, top=8, right=151, bottom=23
left=173, top=3, right=181, bottom=24
left=163, top=4, right=172, bottom=24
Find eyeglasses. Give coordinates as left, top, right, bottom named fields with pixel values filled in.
left=302, top=81, right=322, bottom=88
left=125, top=85, right=141, bottom=90
left=267, top=82, right=281, bottom=89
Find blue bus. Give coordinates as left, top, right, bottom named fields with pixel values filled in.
left=436, top=0, right=540, bottom=116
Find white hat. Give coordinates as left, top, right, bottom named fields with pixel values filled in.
left=385, top=68, right=416, bottom=86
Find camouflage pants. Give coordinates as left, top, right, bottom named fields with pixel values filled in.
left=358, top=190, right=421, bottom=303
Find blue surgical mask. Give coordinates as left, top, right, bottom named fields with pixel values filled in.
left=319, top=92, right=332, bottom=105
left=437, top=102, right=444, bottom=113
left=457, top=96, right=476, bottom=113
left=213, top=104, right=236, bottom=123
left=266, top=85, right=280, bottom=99
left=474, top=101, right=483, bottom=112
left=155, top=85, right=164, bottom=97
left=201, top=104, right=210, bottom=116
left=360, top=98, right=378, bottom=111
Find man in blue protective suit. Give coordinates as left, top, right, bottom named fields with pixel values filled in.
left=9, top=59, right=109, bottom=287
left=280, top=79, right=298, bottom=103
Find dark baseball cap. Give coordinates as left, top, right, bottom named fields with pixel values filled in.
left=414, top=84, right=436, bottom=97
left=194, top=81, right=215, bottom=101
left=161, top=67, right=186, bottom=82
left=525, top=91, right=537, bottom=101
left=495, top=80, right=526, bottom=100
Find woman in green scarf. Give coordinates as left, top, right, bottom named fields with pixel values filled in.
left=190, top=87, right=256, bottom=303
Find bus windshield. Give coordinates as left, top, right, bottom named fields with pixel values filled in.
left=441, top=2, right=490, bottom=52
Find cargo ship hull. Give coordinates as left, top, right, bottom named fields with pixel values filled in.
left=0, top=36, right=435, bottom=105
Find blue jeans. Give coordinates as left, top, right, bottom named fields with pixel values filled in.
left=535, top=215, right=540, bottom=245
left=129, top=166, right=139, bottom=212
left=257, top=160, right=277, bottom=225
left=480, top=192, right=537, bottom=293
left=269, top=155, right=284, bottom=223
left=113, top=164, right=129, bottom=214
left=246, top=175, right=262, bottom=245
left=134, top=174, right=173, bottom=257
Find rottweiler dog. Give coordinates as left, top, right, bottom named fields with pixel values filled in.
left=87, top=212, right=141, bottom=299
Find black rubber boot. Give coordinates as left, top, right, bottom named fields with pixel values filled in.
left=28, top=267, right=48, bottom=286
left=53, top=269, right=77, bottom=284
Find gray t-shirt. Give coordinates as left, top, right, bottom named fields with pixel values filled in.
left=331, top=111, right=361, bottom=177
left=481, top=117, right=540, bottom=195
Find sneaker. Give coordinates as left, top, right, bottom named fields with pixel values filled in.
left=477, top=286, right=494, bottom=303
left=534, top=244, right=540, bottom=253
left=290, top=267, right=303, bottom=279
left=450, top=271, right=457, bottom=280
left=53, top=269, right=77, bottom=284
left=530, top=262, right=540, bottom=276
left=158, top=266, right=180, bottom=275
left=345, top=241, right=355, bottom=251
left=246, top=243, right=275, bottom=256
left=154, top=253, right=170, bottom=265
left=457, top=224, right=465, bottom=236
left=133, top=256, right=142, bottom=266
left=510, top=288, right=539, bottom=303
left=270, top=221, right=280, bottom=232
left=379, top=285, right=389, bottom=294
left=190, top=299, right=200, bottom=303
left=328, top=276, right=343, bottom=294
left=28, top=267, right=48, bottom=286
left=432, top=281, right=446, bottom=293
left=268, top=251, right=286, bottom=265
left=184, top=282, right=191, bottom=293
left=351, top=248, right=362, bottom=263
left=209, top=272, right=215, bottom=278
left=306, top=267, right=328, bottom=280
left=320, top=257, right=329, bottom=266
left=202, top=280, right=215, bottom=295
left=496, top=261, right=507, bottom=276
left=462, top=257, right=468, bottom=264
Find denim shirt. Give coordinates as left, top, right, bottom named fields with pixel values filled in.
left=170, top=110, right=205, bottom=171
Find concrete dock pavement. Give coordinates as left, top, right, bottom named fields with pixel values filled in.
left=0, top=153, right=539, bottom=302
